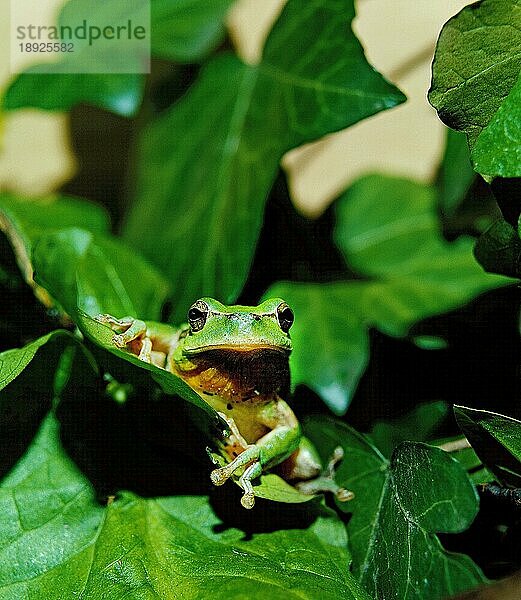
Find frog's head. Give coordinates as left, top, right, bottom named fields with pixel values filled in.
left=175, top=298, right=294, bottom=398
left=179, top=297, right=294, bottom=356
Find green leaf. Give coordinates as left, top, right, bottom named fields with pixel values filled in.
left=0, top=193, right=110, bottom=307
left=265, top=281, right=369, bottom=414
left=0, top=411, right=369, bottom=599
left=267, top=175, right=511, bottom=413
left=4, top=0, right=149, bottom=117
left=370, top=401, right=449, bottom=457
left=0, top=193, right=109, bottom=241
left=0, top=330, right=84, bottom=481
left=0, top=330, right=77, bottom=393
left=304, top=417, right=486, bottom=600
left=0, top=413, right=105, bottom=599
left=333, top=176, right=511, bottom=338
left=436, top=129, right=475, bottom=218
left=472, top=72, right=521, bottom=178
left=454, top=405, right=521, bottom=487
left=4, top=72, right=144, bottom=118
left=428, top=0, right=521, bottom=177
left=4, top=0, right=235, bottom=116
left=125, top=0, right=405, bottom=322
left=151, top=0, right=235, bottom=62
left=474, top=218, right=521, bottom=278
left=32, top=227, right=170, bottom=320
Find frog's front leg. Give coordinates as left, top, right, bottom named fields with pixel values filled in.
left=211, top=424, right=300, bottom=509
left=95, top=314, right=170, bottom=367
left=96, top=314, right=148, bottom=348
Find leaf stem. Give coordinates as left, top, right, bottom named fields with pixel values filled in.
left=437, top=437, right=471, bottom=452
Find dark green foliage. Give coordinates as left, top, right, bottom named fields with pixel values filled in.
left=429, top=0, right=521, bottom=178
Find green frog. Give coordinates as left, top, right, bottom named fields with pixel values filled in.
left=96, top=298, right=353, bottom=509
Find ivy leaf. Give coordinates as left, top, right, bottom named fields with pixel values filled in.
left=124, top=0, right=405, bottom=322
left=333, top=176, right=508, bottom=330
left=266, top=175, right=511, bottom=413
left=4, top=72, right=144, bottom=118
left=472, top=73, right=521, bottom=178
left=429, top=0, right=521, bottom=177
left=436, top=129, right=475, bottom=219
left=370, top=401, right=449, bottom=457
left=0, top=411, right=369, bottom=599
left=32, top=227, right=170, bottom=320
left=0, top=330, right=78, bottom=394
left=0, top=193, right=109, bottom=306
left=454, top=405, right=521, bottom=487
left=304, top=417, right=487, bottom=600
left=0, top=331, right=79, bottom=477
left=151, top=0, right=235, bottom=63
left=5, top=0, right=148, bottom=117
left=265, top=281, right=368, bottom=414
left=0, top=414, right=105, bottom=599
left=0, top=193, right=109, bottom=241
left=474, top=219, right=521, bottom=278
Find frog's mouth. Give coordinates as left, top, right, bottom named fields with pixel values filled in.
left=184, top=343, right=290, bottom=355
left=185, top=347, right=290, bottom=398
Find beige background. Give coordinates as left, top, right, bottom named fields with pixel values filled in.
left=0, top=0, right=471, bottom=212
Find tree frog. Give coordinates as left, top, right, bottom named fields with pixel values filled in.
left=96, top=298, right=353, bottom=509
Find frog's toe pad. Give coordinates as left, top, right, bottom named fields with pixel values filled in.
left=210, top=468, right=229, bottom=486
left=113, top=334, right=127, bottom=348
left=336, top=488, right=355, bottom=502
left=241, top=492, right=255, bottom=509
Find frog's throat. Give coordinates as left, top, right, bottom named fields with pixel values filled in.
left=176, top=348, right=290, bottom=402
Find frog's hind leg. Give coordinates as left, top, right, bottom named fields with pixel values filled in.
left=295, top=446, right=354, bottom=502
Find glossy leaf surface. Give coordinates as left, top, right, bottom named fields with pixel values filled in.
left=32, top=228, right=170, bottom=320
left=125, top=0, right=405, bottom=321
left=267, top=175, right=511, bottom=413
left=305, top=417, right=486, bottom=600
left=0, top=411, right=369, bottom=599
left=455, top=405, right=521, bottom=487
left=429, top=0, right=521, bottom=177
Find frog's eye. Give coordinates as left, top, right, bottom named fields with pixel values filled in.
left=277, top=302, right=294, bottom=333
left=188, top=300, right=209, bottom=332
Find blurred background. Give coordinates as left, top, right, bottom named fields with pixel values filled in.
left=1, top=0, right=471, bottom=213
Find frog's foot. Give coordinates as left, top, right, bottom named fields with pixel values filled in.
left=210, top=444, right=262, bottom=509
left=295, top=446, right=354, bottom=502
left=238, top=462, right=262, bottom=509
left=95, top=314, right=149, bottom=354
